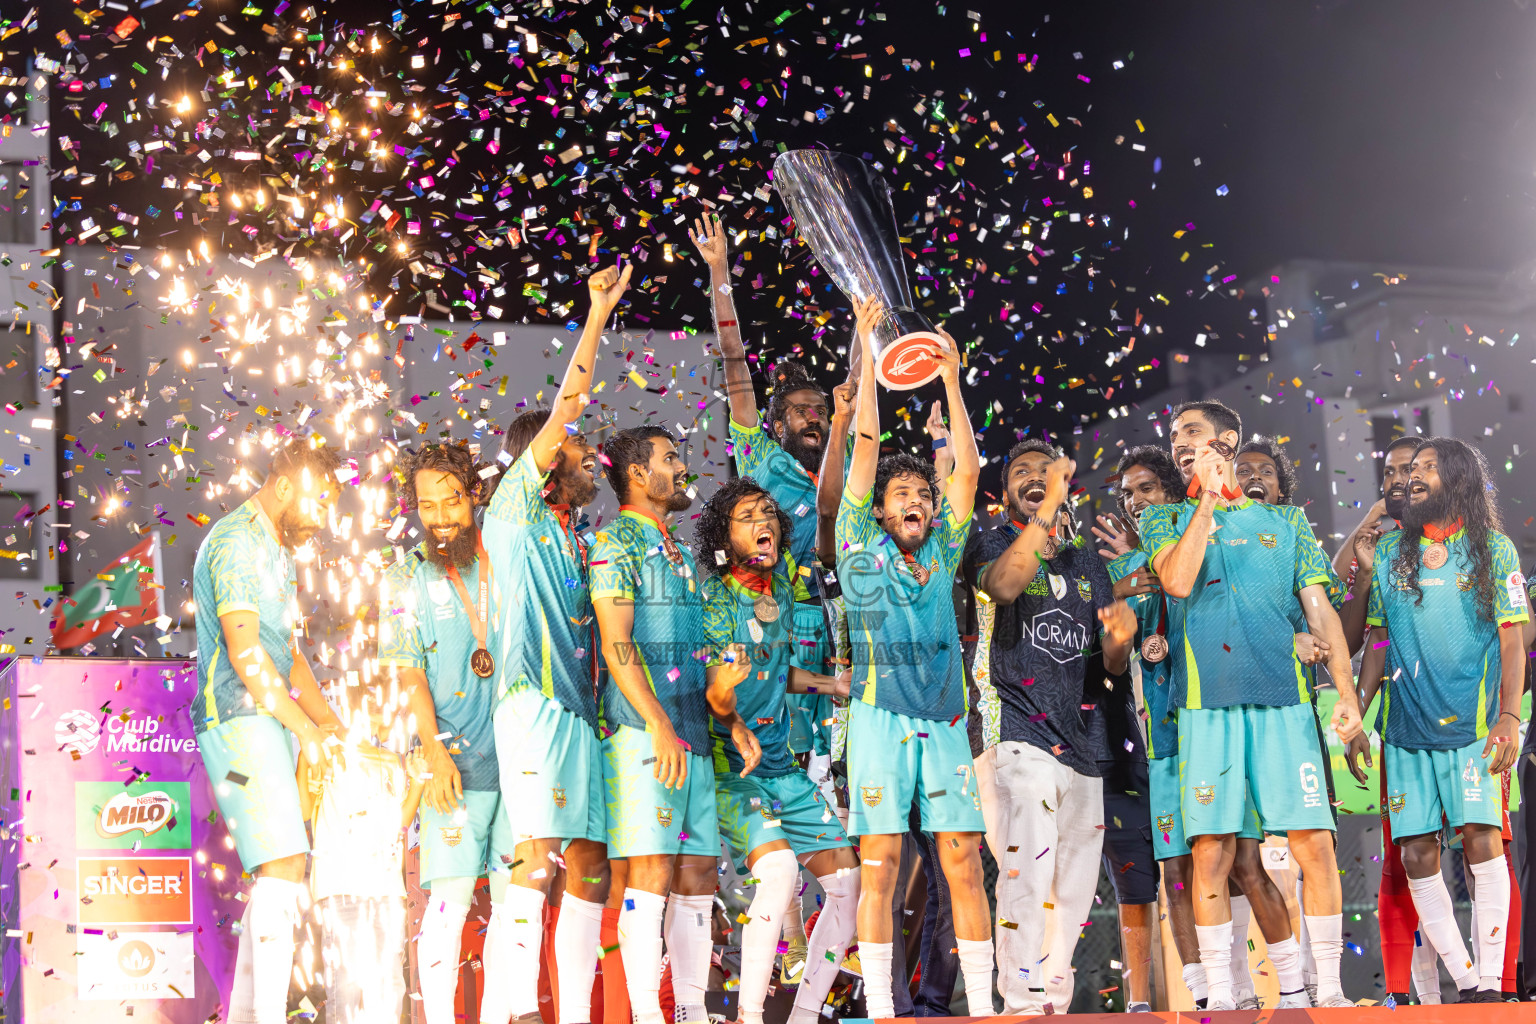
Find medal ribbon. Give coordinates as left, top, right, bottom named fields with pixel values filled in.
left=445, top=538, right=492, bottom=655
left=728, top=565, right=774, bottom=595
left=899, top=547, right=928, bottom=584
left=1422, top=517, right=1463, bottom=543
left=621, top=503, right=683, bottom=563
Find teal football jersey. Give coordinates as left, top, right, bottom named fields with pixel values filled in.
left=590, top=508, right=712, bottom=757
left=379, top=545, right=502, bottom=791
left=702, top=555, right=811, bottom=778
left=729, top=417, right=831, bottom=569
left=1366, top=527, right=1528, bottom=750
left=1138, top=498, right=1340, bottom=711
left=834, top=486, right=972, bottom=721
left=1108, top=549, right=1178, bottom=759
left=483, top=448, right=598, bottom=727
left=191, top=499, right=297, bottom=734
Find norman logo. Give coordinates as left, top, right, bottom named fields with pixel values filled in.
left=97, top=790, right=179, bottom=841
left=1029, top=607, right=1091, bottom=666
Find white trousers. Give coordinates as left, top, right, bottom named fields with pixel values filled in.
left=976, top=741, right=1104, bottom=1015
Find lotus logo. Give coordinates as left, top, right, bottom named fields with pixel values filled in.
left=117, top=940, right=156, bottom=978
left=97, top=790, right=179, bottom=840
left=56, top=709, right=102, bottom=756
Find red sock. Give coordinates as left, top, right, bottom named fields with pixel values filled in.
left=600, top=906, right=631, bottom=1024
left=543, top=902, right=561, bottom=1022
left=1501, top=779, right=1522, bottom=994
left=659, top=957, right=675, bottom=1024
left=1377, top=761, right=1419, bottom=994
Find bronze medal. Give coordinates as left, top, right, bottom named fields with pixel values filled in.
left=470, top=648, right=495, bottom=678
left=754, top=594, right=780, bottom=623
left=1422, top=542, right=1448, bottom=570
left=911, top=562, right=930, bottom=585
left=1141, top=634, right=1168, bottom=663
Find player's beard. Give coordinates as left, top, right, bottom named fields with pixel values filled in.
left=779, top=423, right=826, bottom=474
left=425, top=523, right=479, bottom=568
left=1401, top=484, right=1454, bottom=535
left=652, top=472, right=693, bottom=513
left=276, top=506, right=322, bottom=550
left=551, top=459, right=599, bottom=507
left=1383, top=483, right=1409, bottom=522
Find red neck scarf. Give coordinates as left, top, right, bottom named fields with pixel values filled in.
left=1423, top=517, right=1463, bottom=543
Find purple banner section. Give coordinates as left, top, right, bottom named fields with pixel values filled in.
left=2, top=657, right=243, bottom=1022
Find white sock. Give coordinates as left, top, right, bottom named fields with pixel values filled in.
left=859, top=941, right=895, bottom=1019
left=1468, top=855, right=1510, bottom=992
left=480, top=885, right=547, bottom=1023
left=418, top=898, right=471, bottom=1024
left=228, top=902, right=258, bottom=1024
left=1303, top=914, right=1344, bottom=1003
left=740, top=850, right=799, bottom=1024
left=618, top=889, right=667, bottom=1024
left=782, top=878, right=807, bottom=943
left=956, top=936, right=997, bottom=1015
left=1267, top=936, right=1306, bottom=998
left=1296, top=875, right=1317, bottom=987
left=555, top=894, right=606, bottom=1024
left=1181, top=962, right=1209, bottom=1005
left=1228, top=895, right=1254, bottom=1002
left=789, top=869, right=860, bottom=1024
left=1410, top=930, right=1443, bottom=1003
left=1195, top=921, right=1234, bottom=1007
left=1406, top=873, right=1477, bottom=989
left=664, top=892, right=715, bottom=1024
left=249, top=876, right=304, bottom=1024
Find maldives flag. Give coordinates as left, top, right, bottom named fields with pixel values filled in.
left=51, top=533, right=163, bottom=650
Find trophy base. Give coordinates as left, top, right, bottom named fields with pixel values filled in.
left=875, top=330, right=950, bottom=390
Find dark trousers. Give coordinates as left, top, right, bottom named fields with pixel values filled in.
left=1519, top=749, right=1536, bottom=998
left=890, top=806, right=959, bottom=1016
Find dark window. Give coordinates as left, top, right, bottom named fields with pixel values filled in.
left=0, top=163, right=36, bottom=245
left=0, top=492, right=40, bottom=580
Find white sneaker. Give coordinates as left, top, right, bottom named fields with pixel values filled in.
left=1278, top=990, right=1313, bottom=1009
left=1206, top=997, right=1237, bottom=1012
left=1316, top=994, right=1356, bottom=1008
left=1235, top=995, right=1260, bottom=1010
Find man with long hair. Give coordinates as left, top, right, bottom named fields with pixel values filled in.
left=1142, top=399, right=1362, bottom=1009
left=591, top=426, right=759, bottom=1024
left=192, top=438, right=343, bottom=1024
left=692, top=477, right=861, bottom=1024
left=380, top=439, right=518, bottom=1024
left=1356, top=437, right=1528, bottom=1002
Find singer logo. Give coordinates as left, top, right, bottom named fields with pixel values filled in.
left=78, top=857, right=193, bottom=925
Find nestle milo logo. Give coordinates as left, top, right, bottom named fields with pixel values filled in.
left=76, top=782, right=192, bottom=850
left=97, top=790, right=180, bottom=840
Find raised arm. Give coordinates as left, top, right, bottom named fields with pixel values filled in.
left=932, top=328, right=978, bottom=523
left=691, top=214, right=757, bottom=428
left=845, top=296, right=883, bottom=502
left=816, top=379, right=856, bottom=567
left=525, top=263, right=631, bottom=471
left=979, top=457, right=1074, bottom=606
left=926, top=398, right=955, bottom=503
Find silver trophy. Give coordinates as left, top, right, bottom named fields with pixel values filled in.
left=772, top=149, right=949, bottom=390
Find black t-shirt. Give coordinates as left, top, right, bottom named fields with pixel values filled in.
left=963, top=525, right=1115, bottom=776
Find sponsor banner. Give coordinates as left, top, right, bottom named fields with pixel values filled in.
left=75, top=781, right=191, bottom=850
left=6, top=658, right=241, bottom=1022
left=78, top=857, right=193, bottom=926
left=77, top=931, right=194, bottom=1001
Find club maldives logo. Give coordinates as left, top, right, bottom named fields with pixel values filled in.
left=55, top=710, right=200, bottom=756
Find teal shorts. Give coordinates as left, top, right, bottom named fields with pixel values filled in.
left=1178, top=703, right=1334, bottom=837
left=844, top=701, right=984, bottom=837
left=1385, top=739, right=1504, bottom=840
left=716, top=769, right=849, bottom=871
left=1149, top=754, right=1260, bottom=860
left=494, top=686, right=605, bottom=845
left=199, top=715, right=308, bottom=872
left=418, top=790, right=515, bottom=887
left=603, top=724, right=719, bottom=858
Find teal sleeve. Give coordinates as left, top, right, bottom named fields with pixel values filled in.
left=1287, top=506, right=1339, bottom=595
left=589, top=527, right=638, bottom=601
left=1137, top=504, right=1180, bottom=561
left=834, top=485, right=883, bottom=554
left=728, top=417, right=775, bottom=477
left=378, top=559, right=427, bottom=668
left=1491, top=533, right=1531, bottom=624
left=486, top=447, right=549, bottom=525
left=208, top=528, right=264, bottom=616
left=936, top=494, right=974, bottom=576
left=1107, top=549, right=1148, bottom=584
left=1365, top=535, right=1390, bottom=627
left=702, top=578, right=735, bottom=668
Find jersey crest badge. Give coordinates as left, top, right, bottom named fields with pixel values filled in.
left=656, top=805, right=674, bottom=828
left=1155, top=812, right=1176, bottom=834
left=860, top=785, right=884, bottom=808
left=1457, top=572, right=1475, bottom=592
left=1257, top=533, right=1277, bottom=549
left=440, top=826, right=464, bottom=847
left=552, top=786, right=567, bottom=809
left=1194, top=785, right=1216, bottom=806
left=1388, top=793, right=1406, bottom=814
left=1049, top=574, right=1067, bottom=600
left=1076, top=579, right=1093, bottom=602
